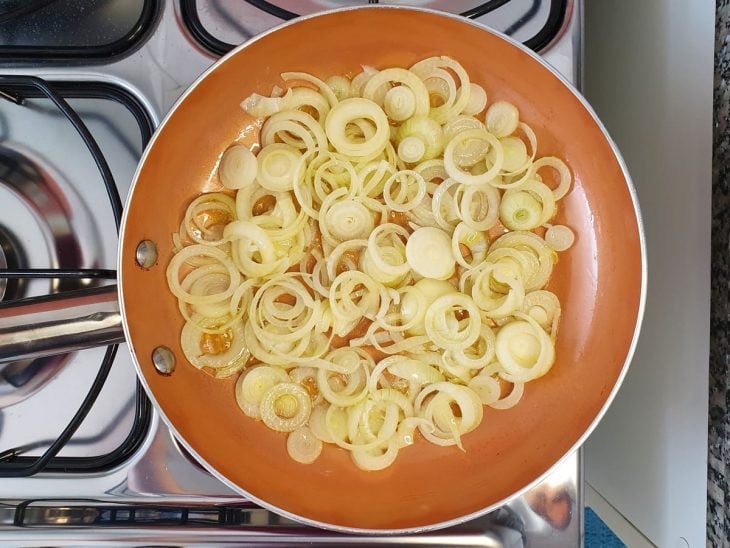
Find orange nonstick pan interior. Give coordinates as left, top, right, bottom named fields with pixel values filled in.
left=119, top=7, right=644, bottom=532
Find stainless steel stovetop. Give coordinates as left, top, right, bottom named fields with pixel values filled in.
left=0, top=1, right=582, bottom=545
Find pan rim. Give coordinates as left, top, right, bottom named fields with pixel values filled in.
left=117, top=4, right=647, bottom=535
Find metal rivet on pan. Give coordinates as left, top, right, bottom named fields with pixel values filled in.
left=135, top=239, right=158, bottom=269
left=152, top=346, right=176, bottom=375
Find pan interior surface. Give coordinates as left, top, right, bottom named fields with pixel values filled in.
left=119, top=7, right=643, bottom=532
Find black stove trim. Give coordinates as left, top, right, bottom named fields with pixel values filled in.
left=0, top=0, right=161, bottom=63
left=0, top=80, right=153, bottom=474
left=180, top=0, right=567, bottom=57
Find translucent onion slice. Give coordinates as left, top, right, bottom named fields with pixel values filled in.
left=361, top=244, right=410, bottom=287
left=400, top=278, right=457, bottom=336
left=325, top=98, right=390, bottom=158
left=350, top=65, right=379, bottom=97
left=317, top=352, right=368, bottom=406
left=451, top=222, right=489, bottom=269
left=405, top=226, right=455, bottom=280
left=329, top=270, right=382, bottom=324
left=397, top=136, right=426, bottom=164
left=325, top=75, right=352, bottom=101
left=384, top=85, right=417, bottom=122
left=260, top=109, right=327, bottom=154
left=532, top=156, right=572, bottom=200
left=410, top=56, right=471, bottom=123
left=544, top=224, right=576, bottom=251
left=431, top=177, right=462, bottom=233
left=289, top=366, right=322, bottom=405
left=224, top=221, right=288, bottom=279
left=260, top=382, right=313, bottom=432
left=459, top=184, right=501, bottom=231
left=488, top=231, right=554, bottom=291
left=396, top=417, right=433, bottom=447
left=499, top=189, right=541, bottom=231
left=495, top=313, right=555, bottom=382
left=183, top=193, right=235, bottom=246
left=424, top=293, right=481, bottom=350
left=365, top=223, right=410, bottom=280
left=219, top=145, right=257, bottom=189
left=362, top=67, right=430, bottom=117
left=287, top=87, right=332, bottom=120
left=351, top=437, right=399, bottom=471
left=396, top=116, right=445, bottom=161
left=414, top=158, right=448, bottom=182
left=415, top=383, right=483, bottom=449
left=182, top=320, right=249, bottom=374
left=240, top=88, right=293, bottom=117
left=499, top=180, right=556, bottom=231
left=167, top=245, right=241, bottom=305
left=281, top=71, right=339, bottom=108
left=309, top=404, right=334, bottom=442
left=488, top=381, right=525, bottom=410
left=325, top=405, right=350, bottom=444
left=256, top=143, right=303, bottom=192
left=325, top=199, right=375, bottom=241
left=461, top=83, right=487, bottom=116
left=443, top=115, right=485, bottom=142
left=383, top=170, right=427, bottom=212
left=467, top=371, right=501, bottom=405
left=522, top=289, right=561, bottom=334
left=444, top=129, right=504, bottom=186
left=424, top=71, right=453, bottom=108
left=359, top=159, right=395, bottom=198
left=446, top=324, right=497, bottom=370
left=373, top=388, right=415, bottom=417
left=469, top=263, right=525, bottom=319
left=485, top=101, right=519, bottom=137
left=388, top=358, right=444, bottom=385
left=235, top=365, right=289, bottom=418
left=287, top=426, right=323, bottom=464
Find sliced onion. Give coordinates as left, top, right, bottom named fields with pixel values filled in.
left=444, top=129, right=504, bottom=186
left=351, top=438, right=399, bottom=471
left=281, top=71, right=339, bottom=108
left=383, top=170, right=427, bottom=212
left=235, top=365, right=289, bottom=418
left=405, top=226, right=455, bottom=280
left=384, top=85, right=417, bottom=122
left=260, top=382, right=313, bottom=432
left=325, top=199, right=374, bottom=241
left=240, top=88, right=293, bottom=117
left=485, top=101, right=519, bottom=137
left=461, top=83, right=487, bottom=116
left=256, top=143, right=303, bottom=192
left=495, top=313, right=555, bottom=382
left=544, top=224, right=576, bottom=251
left=424, top=293, right=481, bottom=350
left=287, top=426, right=323, bottom=464
left=219, top=145, right=257, bottom=189
left=170, top=56, right=576, bottom=473
left=325, top=98, right=390, bottom=158
left=363, top=67, right=430, bottom=117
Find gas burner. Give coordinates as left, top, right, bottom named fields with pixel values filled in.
left=0, top=142, right=100, bottom=295
left=0, top=224, right=25, bottom=302
left=0, top=142, right=104, bottom=408
left=182, top=0, right=567, bottom=58
left=0, top=81, right=150, bottom=465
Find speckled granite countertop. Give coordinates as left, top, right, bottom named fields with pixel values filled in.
left=710, top=1, right=729, bottom=546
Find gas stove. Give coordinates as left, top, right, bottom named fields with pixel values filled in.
left=0, top=1, right=582, bottom=545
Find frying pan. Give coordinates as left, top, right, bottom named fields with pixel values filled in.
left=0, top=6, right=646, bottom=533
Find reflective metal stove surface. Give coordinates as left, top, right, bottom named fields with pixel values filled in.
left=0, top=1, right=583, bottom=546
